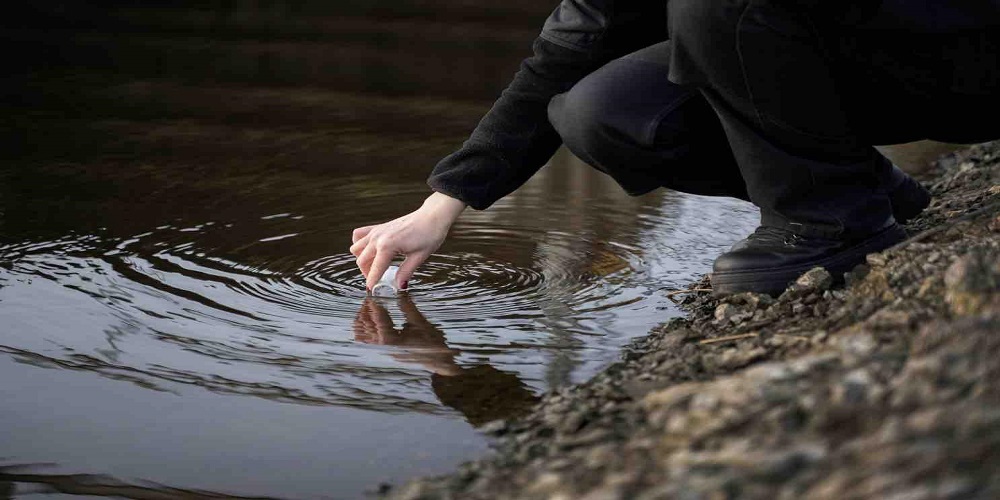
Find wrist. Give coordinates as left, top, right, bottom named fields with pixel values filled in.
left=421, top=191, right=467, bottom=224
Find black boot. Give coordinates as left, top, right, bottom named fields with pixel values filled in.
left=711, top=222, right=907, bottom=296
left=727, top=164, right=928, bottom=254
left=885, top=164, right=932, bottom=224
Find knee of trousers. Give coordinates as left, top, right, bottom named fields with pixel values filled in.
left=547, top=86, right=620, bottom=168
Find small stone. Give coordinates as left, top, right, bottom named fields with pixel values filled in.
left=765, top=335, right=788, bottom=347
left=845, top=264, right=871, bottom=287
left=527, top=473, right=565, bottom=496
left=986, top=214, right=1000, bottom=233
left=795, top=267, right=834, bottom=292
left=782, top=267, right=834, bottom=301
left=560, top=413, right=588, bottom=433
left=554, top=428, right=611, bottom=450
left=831, top=369, right=874, bottom=405
left=583, top=444, right=616, bottom=469
left=715, top=347, right=767, bottom=370
left=812, top=303, right=827, bottom=317
left=866, top=253, right=889, bottom=267
left=944, top=249, right=1000, bottom=315
left=917, top=276, right=939, bottom=298
left=945, top=250, right=1000, bottom=293
left=714, top=303, right=740, bottom=323
left=724, top=292, right=776, bottom=311
left=481, top=419, right=509, bottom=436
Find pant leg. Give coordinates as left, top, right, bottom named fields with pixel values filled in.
left=547, top=41, right=750, bottom=201
left=667, top=0, right=894, bottom=239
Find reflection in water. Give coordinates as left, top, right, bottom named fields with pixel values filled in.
left=1, top=2, right=761, bottom=498
left=354, top=297, right=538, bottom=426
left=0, top=150, right=756, bottom=497
left=0, top=465, right=270, bottom=499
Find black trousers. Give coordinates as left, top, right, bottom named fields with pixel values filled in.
left=548, top=1, right=999, bottom=238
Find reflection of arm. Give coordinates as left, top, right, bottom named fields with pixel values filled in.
left=353, top=297, right=462, bottom=376
left=427, top=0, right=668, bottom=211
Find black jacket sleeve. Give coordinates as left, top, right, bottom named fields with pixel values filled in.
left=426, top=0, right=668, bottom=210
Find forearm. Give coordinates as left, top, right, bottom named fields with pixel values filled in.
left=427, top=37, right=599, bottom=210
left=427, top=0, right=669, bottom=210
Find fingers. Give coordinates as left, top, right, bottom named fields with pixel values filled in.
left=356, top=243, right=378, bottom=280
left=366, top=249, right=395, bottom=291
left=352, top=225, right=375, bottom=244
left=349, top=234, right=370, bottom=257
left=395, top=252, right=428, bottom=290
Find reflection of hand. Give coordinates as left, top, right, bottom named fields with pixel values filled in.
left=349, top=192, right=466, bottom=291
left=353, top=296, right=539, bottom=427
left=352, top=296, right=463, bottom=376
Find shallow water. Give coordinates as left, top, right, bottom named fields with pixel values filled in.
left=0, top=138, right=756, bottom=497
left=1, top=5, right=759, bottom=498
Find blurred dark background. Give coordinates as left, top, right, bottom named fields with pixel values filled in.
left=5, top=1, right=551, bottom=100
left=0, top=1, right=562, bottom=234
left=0, top=0, right=558, bottom=171
left=1, top=1, right=965, bottom=175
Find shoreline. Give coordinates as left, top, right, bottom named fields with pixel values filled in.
left=381, top=141, right=1000, bottom=499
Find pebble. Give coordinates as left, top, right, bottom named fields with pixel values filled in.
left=383, top=141, right=1000, bottom=500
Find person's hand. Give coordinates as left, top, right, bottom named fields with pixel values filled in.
left=350, top=192, right=466, bottom=291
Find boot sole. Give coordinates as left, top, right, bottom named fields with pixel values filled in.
left=710, top=224, right=908, bottom=297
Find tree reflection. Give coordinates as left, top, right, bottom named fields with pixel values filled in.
left=353, top=296, right=539, bottom=427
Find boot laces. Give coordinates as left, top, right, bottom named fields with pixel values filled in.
left=747, top=226, right=803, bottom=247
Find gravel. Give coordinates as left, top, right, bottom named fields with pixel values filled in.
left=380, top=141, right=1000, bottom=500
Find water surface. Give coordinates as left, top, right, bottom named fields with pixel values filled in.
left=1, top=5, right=759, bottom=498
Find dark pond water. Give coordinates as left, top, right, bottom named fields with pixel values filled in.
left=1, top=4, right=759, bottom=498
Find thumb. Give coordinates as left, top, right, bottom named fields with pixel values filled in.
left=395, top=252, right=429, bottom=289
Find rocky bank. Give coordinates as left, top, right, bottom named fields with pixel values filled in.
left=383, top=141, right=1000, bottom=500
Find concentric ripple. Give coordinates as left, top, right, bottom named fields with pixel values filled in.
left=0, top=154, right=759, bottom=500
left=1, top=176, right=759, bottom=415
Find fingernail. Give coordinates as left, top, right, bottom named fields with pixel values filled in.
left=401, top=281, right=409, bottom=289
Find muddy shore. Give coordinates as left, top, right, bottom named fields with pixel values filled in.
left=381, top=140, right=1000, bottom=499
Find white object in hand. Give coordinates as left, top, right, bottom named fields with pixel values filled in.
left=371, top=265, right=400, bottom=297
